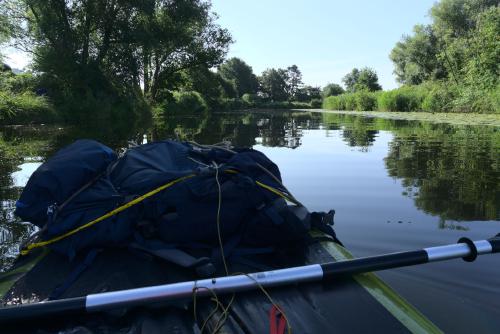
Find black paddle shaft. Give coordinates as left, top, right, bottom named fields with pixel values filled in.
left=322, top=250, right=428, bottom=279
left=0, top=235, right=498, bottom=323
left=0, top=296, right=86, bottom=323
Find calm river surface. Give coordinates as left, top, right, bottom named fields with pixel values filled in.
left=1, top=110, right=499, bottom=332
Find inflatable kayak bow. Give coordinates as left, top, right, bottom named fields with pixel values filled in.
left=0, top=234, right=498, bottom=322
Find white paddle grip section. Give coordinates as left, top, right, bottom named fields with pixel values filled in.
left=424, top=240, right=492, bottom=261
left=86, top=264, right=323, bottom=311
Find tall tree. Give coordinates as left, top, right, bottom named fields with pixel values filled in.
left=342, top=67, right=382, bottom=92
left=258, top=68, right=289, bottom=101
left=390, top=25, right=447, bottom=85
left=463, top=6, right=500, bottom=90
left=391, top=0, right=498, bottom=88
left=322, top=83, right=344, bottom=97
left=8, top=0, right=232, bottom=103
left=285, top=65, right=303, bottom=100
left=430, top=0, right=498, bottom=38
left=217, top=57, right=258, bottom=97
left=0, top=11, right=8, bottom=50
left=356, top=68, right=382, bottom=91
left=295, top=85, right=321, bottom=102
left=342, top=68, right=360, bottom=92
left=0, top=1, right=17, bottom=62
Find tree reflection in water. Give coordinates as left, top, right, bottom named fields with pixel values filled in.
left=0, top=111, right=498, bottom=270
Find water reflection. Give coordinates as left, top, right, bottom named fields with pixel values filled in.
left=0, top=126, right=49, bottom=270
left=384, top=123, right=499, bottom=221
left=0, top=111, right=499, bottom=271
left=327, top=114, right=379, bottom=151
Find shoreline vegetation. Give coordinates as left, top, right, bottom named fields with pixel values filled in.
left=313, top=110, right=500, bottom=127
left=0, top=0, right=498, bottom=126
left=322, top=84, right=499, bottom=115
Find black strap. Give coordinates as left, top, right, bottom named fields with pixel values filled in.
left=54, top=171, right=106, bottom=219
left=130, top=240, right=216, bottom=278
left=310, top=210, right=343, bottom=246
left=49, top=249, right=100, bottom=300
left=458, top=237, right=478, bottom=262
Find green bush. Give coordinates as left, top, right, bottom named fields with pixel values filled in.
left=218, top=98, right=251, bottom=110
left=323, top=81, right=498, bottom=114
left=452, top=85, right=500, bottom=114
left=241, top=93, right=261, bottom=105
left=221, top=99, right=313, bottom=110
left=257, top=101, right=293, bottom=109
left=322, top=94, right=349, bottom=110
left=323, top=91, right=378, bottom=111
left=323, top=96, right=341, bottom=110
left=310, top=98, right=322, bottom=108
left=0, top=71, right=59, bottom=124
left=344, top=94, right=357, bottom=111
left=355, top=91, right=378, bottom=111
left=290, top=101, right=313, bottom=109
left=421, top=82, right=458, bottom=113
left=0, top=91, right=57, bottom=124
left=0, top=72, right=39, bottom=93
left=377, top=86, right=424, bottom=112
left=164, top=91, right=208, bottom=114
left=256, top=101, right=312, bottom=109
left=490, top=85, right=500, bottom=113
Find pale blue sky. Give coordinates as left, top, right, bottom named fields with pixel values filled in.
left=211, top=0, right=436, bottom=89
left=4, top=0, right=436, bottom=90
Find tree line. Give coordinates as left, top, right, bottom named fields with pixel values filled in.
left=1, top=0, right=232, bottom=123
left=0, top=0, right=498, bottom=125
left=0, top=0, right=387, bottom=123
left=324, top=0, right=499, bottom=114
left=387, top=0, right=499, bottom=113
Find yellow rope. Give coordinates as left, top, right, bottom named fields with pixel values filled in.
left=20, top=174, right=196, bottom=255
left=192, top=165, right=291, bottom=333
left=21, top=168, right=296, bottom=256
left=215, top=164, right=230, bottom=276
left=21, top=157, right=295, bottom=331
left=255, top=181, right=297, bottom=204
left=233, top=272, right=291, bottom=334
left=192, top=164, right=235, bottom=333
left=226, top=169, right=298, bottom=205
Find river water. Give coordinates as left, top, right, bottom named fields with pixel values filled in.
left=1, top=110, right=499, bottom=332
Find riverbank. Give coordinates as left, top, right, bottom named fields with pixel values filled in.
left=322, top=84, right=499, bottom=115
left=292, top=109, right=500, bottom=127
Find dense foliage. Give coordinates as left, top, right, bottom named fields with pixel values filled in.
left=258, top=68, right=289, bottom=102
left=1, top=0, right=232, bottom=122
left=388, top=0, right=499, bottom=113
left=323, top=82, right=466, bottom=113
left=390, top=25, right=447, bottom=85
left=217, top=58, right=259, bottom=97
left=0, top=69, right=56, bottom=123
left=322, top=83, right=345, bottom=97
left=322, top=0, right=499, bottom=114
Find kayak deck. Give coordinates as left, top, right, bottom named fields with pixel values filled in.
left=0, top=237, right=441, bottom=333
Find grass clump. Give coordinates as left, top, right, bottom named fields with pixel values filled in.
left=0, top=91, right=56, bottom=124
left=0, top=71, right=57, bottom=124
left=377, top=86, right=425, bottom=112
left=323, top=91, right=378, bottom=111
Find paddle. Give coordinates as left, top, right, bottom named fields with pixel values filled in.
left=0, top=235, right=498, bottom=323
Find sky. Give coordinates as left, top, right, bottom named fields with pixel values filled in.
left=211, top=0, right=436, bottom=89
left=3, top=0, right=436, bottom=90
